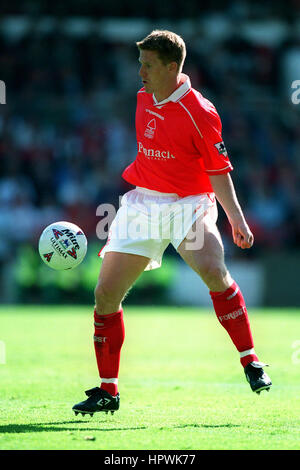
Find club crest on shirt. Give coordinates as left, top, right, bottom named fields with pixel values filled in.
left=144, top=118, right=156, bottom=139
left=214, top=141, right=228, bottom=157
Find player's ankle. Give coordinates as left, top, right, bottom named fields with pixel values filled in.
left=240, top=349, right=259, bottom=368
left=100, top=382, right=118, bottom=397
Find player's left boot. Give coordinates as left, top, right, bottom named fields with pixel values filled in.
left=72, top=387, right=120, bottom=417
left=244, top=361, right=272, bottom=394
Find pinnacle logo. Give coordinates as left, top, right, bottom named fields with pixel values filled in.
left=144, top=118, right=156, bottom=139
left=138, top=142, right=175, bottom=160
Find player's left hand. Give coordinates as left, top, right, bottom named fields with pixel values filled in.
left=230, top=219, right=254, bottom=249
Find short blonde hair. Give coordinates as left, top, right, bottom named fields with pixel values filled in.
left=136, top=30, right=186, bottom=72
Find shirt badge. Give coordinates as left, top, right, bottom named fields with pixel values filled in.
left=214, top=141, right=228, bottom=157
left=144, top=118, right=156, bottom=139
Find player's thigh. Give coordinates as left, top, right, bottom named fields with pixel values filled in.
left=177, top=217, right=226, bottom=278
left=96, top=251, right=150, bottom=300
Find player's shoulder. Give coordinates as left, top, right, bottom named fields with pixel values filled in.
left=181, top=87, right=221, bottom=126
left=137, top=86, right=146, bottom=95
left=137, top=86, right=151, bottom=100
left=137, top=87, right=152, bottom=106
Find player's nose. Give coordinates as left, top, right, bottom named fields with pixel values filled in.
left=139, top=65, right=147, bottom=79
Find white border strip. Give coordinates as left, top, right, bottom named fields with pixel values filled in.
left=206, top=165, right=232, bottom=172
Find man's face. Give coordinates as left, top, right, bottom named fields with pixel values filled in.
left=138, top=49, right=175, bottom=96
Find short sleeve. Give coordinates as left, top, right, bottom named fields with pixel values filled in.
left=196, top=106, right=233, bottom=175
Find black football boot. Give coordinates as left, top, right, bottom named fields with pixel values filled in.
left=244, top=361, right=272, bottom=394
left=72, top=387, right=120, bottom=417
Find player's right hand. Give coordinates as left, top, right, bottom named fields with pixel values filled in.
left=231, top=219, right=254, bottom=249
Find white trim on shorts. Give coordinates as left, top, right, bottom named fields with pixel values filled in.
left=136, top=186, right=179, bottom=197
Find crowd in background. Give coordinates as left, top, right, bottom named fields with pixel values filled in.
left=0, top=2, right=300, bottom=267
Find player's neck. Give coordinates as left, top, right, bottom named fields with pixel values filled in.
left=154, top=75, right=182, bottom=103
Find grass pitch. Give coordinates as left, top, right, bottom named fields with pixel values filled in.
left=0, top=305, right=299, bottom=450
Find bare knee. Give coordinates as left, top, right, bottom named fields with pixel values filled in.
left=198, top=259, right=231, bottom=291
left=94, top=282, right=124, bottom=315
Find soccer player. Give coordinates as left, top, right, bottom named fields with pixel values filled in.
left=72, top=30, right=272, bottom=417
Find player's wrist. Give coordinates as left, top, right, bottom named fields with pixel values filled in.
left=227, top=211, right=246, bottom=226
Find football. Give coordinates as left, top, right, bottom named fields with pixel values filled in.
left=38, top=221, right=88, bottom=270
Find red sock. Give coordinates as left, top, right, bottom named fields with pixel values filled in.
left=210, top=281, right=259, bottom=367
left=93, top=308, right=125, bottom=396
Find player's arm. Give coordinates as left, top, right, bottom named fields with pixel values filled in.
left=209, top=173, right=254, bottom=249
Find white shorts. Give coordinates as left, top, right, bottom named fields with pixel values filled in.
left=99, top=187, right=218, bottom=270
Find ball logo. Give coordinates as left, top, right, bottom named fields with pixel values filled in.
left=62, top=229, right=80, bottom=250
left=60, top=238, right=71, bottom=249
left=52, top=229, right=64, bottom=239
left=43, top=252, right=54, bottom=262
left=67, top=247, right=78, bottom=259
left=39, top=222, right=87, bottom=270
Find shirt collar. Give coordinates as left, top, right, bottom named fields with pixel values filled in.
left=153, top=74, right=191, bottom=106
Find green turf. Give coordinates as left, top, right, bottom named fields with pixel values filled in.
left=0, top=305, right=299, bottom=450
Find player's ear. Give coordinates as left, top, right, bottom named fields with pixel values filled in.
left=168, top=61, right=179, bottom=74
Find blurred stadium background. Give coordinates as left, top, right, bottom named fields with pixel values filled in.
left=0, top=0, right=299, bottom=307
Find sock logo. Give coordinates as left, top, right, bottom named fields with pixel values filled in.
left=94, top=336, right=107, bottom=343
left=219, top=307, right=245, bottom=322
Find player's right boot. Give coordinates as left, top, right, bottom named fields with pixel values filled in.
left=244, top=361, right=272, bottom=394
left=72, top=387, right=120, bottom=417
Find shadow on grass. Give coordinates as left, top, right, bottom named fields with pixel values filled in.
left=174, top=424, right=240, bottom=429
left=0, top=421, right=240, bottom=434
left=0, top=422, right=147, bottom=434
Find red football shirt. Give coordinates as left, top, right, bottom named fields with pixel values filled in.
left=122, top=74, right=233, bottom=197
